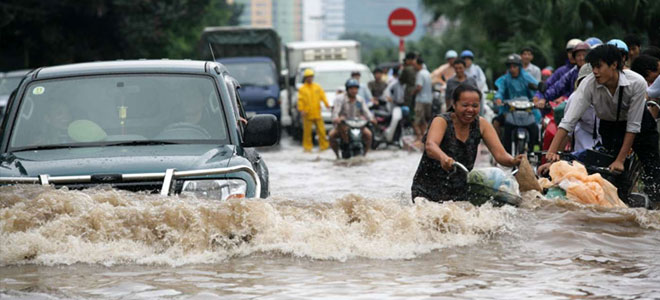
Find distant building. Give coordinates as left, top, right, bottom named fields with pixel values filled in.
left=233, top=0, right=303, bottom=43
left=302, top=0, right=323, bottom=41
left=321, top=0, right=345, bottom=40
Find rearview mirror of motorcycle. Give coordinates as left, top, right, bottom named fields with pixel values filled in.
left=529, top=82, right=548, bottom=94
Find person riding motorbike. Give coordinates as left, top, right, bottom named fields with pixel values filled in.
left=329, top=79, right=376, bottom=158
left=534, top=38, right=581, bottom=104
left=546, top=44, right=660, bottom=207
left=492, top=54, right=541, bottom=153
left=461, top=50, right=488, bottom=94
left=411, top=83, right=523, bottom=203
left=536, top=42, right=591, bottom=108
left=350, top=71, right=374, bottom=107
left=431, top=50, right=458, bottom=87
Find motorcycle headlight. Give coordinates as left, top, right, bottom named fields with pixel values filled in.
left=181, top=179, right=247, bottom=200
left=266, top=97, right=277, bottom=108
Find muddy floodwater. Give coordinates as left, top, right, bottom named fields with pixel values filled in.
left=1, top=137, right=660, bottom=299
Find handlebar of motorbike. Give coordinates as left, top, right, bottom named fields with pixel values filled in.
left=527, top=151, right=622, bottom=176
left=452, top=161, right=469, bottom=174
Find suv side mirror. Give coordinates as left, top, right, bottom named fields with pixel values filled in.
left=242, top=114, right=280, bottom=147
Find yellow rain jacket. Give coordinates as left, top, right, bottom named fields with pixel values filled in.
left=297, top=82, right=328, bottom=120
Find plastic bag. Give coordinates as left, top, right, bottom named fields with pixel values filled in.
left=468, top=167, right=520, bottom=196
left=546, top=161, right=626, bottom=208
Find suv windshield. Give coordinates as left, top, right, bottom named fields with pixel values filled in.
left=222, top=62, right=276, bottom=86
left=10, top=74, right=229, bottom=150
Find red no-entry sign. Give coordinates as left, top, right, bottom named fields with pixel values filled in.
left=388, top=8, right=416, bottom=37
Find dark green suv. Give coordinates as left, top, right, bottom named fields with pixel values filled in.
left=0, top=60, right=279, bottom=199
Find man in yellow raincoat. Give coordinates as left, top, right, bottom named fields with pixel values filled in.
left=297, top=69, right=330, bottom=151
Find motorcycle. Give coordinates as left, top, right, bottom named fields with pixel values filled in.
left=339, top=118, right=369, bottom=159
left=500, top=97, right=539, bottom=156
left=528, top=150, right=650, bottom=208
left=371, top=104, right=410, bottom=149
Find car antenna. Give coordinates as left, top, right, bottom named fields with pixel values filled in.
left=208, top=43, right=216, bottom=61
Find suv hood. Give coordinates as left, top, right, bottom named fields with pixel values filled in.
left=0, top=144, right=236, bottom=177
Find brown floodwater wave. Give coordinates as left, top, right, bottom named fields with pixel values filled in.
left=2, top=184, right=660, bottom=299
left=1, top=185, right=519, bottom=266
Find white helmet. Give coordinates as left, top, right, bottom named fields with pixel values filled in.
left=566, top=38, right=583, bottom=50
left=445, top=50, right=458, bottom=59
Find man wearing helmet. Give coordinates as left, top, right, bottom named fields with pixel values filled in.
left=461, top=50, right=488, bottom=94
left=431, top=50, right=458, bottom=86
left=329, top=79, right=376, bottom=158
left=297, top=68, right=330, bottom=152
left=538, top=41, right=591, bottom=106
left=547, top=44, right=660, bottom=207
left=534, top=38, right=581, bottom=103
left=493, top=53, right=541, bottom=153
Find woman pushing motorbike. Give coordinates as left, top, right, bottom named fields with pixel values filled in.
left=411, top=83, right=524, bottom=202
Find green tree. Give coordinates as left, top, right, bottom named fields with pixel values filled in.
left=421, top=0, right=660, bottom=83
left=0, top=0, right=243, bottom=70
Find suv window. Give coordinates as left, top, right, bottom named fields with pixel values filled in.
left=10, top=74, right=230, bottom=150
left=224, top=77, right=248, bottom=139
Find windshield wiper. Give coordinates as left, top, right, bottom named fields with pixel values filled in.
left=12, top=144, right=89, bottom=152
left=104, top=140, right=185, bottom=147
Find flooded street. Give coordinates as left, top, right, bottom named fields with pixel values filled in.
left=1, top=136, right=660, bottom=299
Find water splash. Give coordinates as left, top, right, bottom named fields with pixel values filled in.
left=1, top=185, right=514, bottom=266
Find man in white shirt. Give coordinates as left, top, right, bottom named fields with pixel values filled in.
left=329, top=79, right=376, bottom=158
left=521, top=47, right=542, bottom=81
left=547, top=45, right=660, bottom=206
left=413, top=57, right=433, bottom=142
left=461, top=50, right=488, bottom=93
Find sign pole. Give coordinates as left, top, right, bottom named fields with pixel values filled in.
left=399, top=38, right=405, bottom=63
left=388, top=8, right=416, bottom=62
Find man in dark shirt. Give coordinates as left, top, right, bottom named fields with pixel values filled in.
left=368, top=68, right=388, bottom=107
left=399, top=52, right=418, bottom=113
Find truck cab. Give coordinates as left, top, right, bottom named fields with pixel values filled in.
left=199, top=27, right=283, bottom=122
left=218, top=57, right=280, bottom=119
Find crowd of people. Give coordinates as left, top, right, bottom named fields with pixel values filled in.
left=296, top=34, right=660, bottom=208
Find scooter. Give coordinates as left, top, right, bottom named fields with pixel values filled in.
left=501, top=97, right=538, bottom=156
left=339, top=118, right=369, bottom=159
left=528, top=150, right=650, bottom=208
left=371, top=104, right=410, bottom=149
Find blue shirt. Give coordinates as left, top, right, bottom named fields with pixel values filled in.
left=543, top=66, right=578, bottom=101
left=535, top=62, right=573, bottom=99
left=494, top=69, right=539, bottom=101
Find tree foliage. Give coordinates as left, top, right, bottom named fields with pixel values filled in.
left=420, top=0, right=660, bottom=84
left=0, top=0, right=242, bottom=71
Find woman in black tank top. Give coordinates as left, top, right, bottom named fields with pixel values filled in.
left=411, top=83, right=524, bottom=202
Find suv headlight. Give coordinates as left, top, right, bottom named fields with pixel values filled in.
left=266, top=97, right=277, bottom=108
left=181, top=179, right=247, bottom=200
